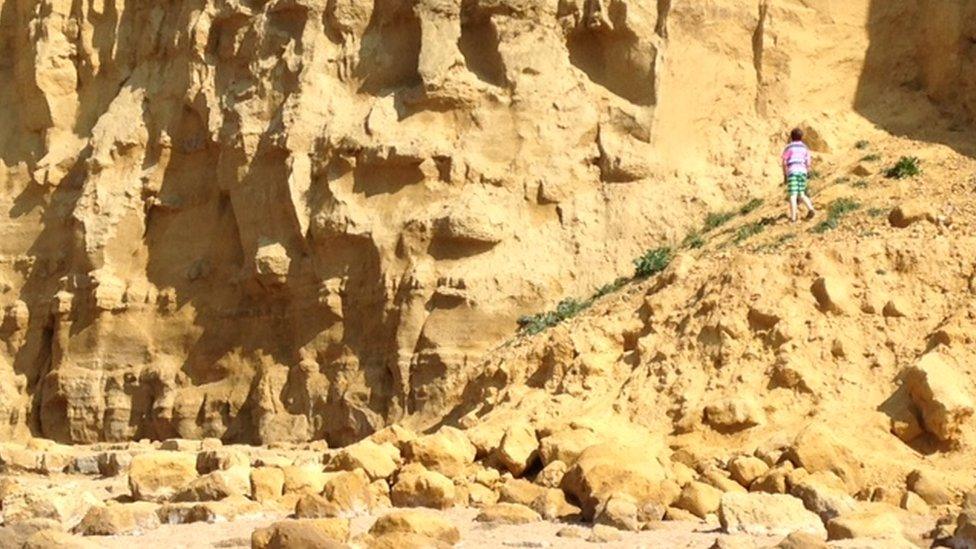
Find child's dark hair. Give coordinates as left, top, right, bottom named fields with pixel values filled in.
left=790, top=128, right=804, bottom=142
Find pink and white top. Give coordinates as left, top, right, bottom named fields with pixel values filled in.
left=781, top=141, right=811, bottom=175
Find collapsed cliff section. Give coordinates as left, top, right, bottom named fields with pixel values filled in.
left=428, top=129, right=976, bottom=500
left=0, top=0, right=973, bottom=445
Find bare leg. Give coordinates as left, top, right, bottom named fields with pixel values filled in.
left=789, top=193, right=799, bottom=223
left=800, top=193, right=815, bottom=216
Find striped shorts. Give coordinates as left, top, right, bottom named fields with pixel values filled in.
left=786, top=173, right=808, bottom=195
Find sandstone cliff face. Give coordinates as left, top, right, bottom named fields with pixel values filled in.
left=0, top=0, right=972, bottom=444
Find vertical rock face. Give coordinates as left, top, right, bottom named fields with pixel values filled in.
left=0, top=0, right=972, bottom=444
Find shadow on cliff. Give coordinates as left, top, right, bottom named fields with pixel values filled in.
left=6, top=153, right=90, bottom=439
left=854, top=0, right=976, bottom=158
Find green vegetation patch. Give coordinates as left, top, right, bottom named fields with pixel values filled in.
left=812, top=197, right=861, bottom=233
left=733, top=222, right=765, bottom=244
left=704, top=211, right=736, bottom=231
left=517, top=297, right=590, bottom=335
left=739, top=198, right=764, bottom=215
left=860, top=154, right=881, bottom=162
left=683, top=231, right=705, bottom=250
left=634, top=246, right=674, bottom=278
left=885, top=156, right=921, bottom=179
left=593, top=277, right=628, bottom=299
left=855, top=140, right=870, bottom=150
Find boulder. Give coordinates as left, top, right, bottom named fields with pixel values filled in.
left=498, top=478, right=548, bottom=506
left=22, top=529, right=101, bottom=549
left=904, top=352, right=974, bottom=444
left=588, top=524, right=623, bottom=543
left=811, top=277, right=854, bottom=315
left=665, top=506, right=700, bottom=522
left=775, top=531, right=829, bottom=549
left=356, top=532, right=451, bottom=549
left=251, top=467, right=285, bottom=502
left=888, top=201, right=934, bottom=228
left=719, top=492, right=826, bottom=537
left=73, top=502, right=161, bottom=536
left=493, top=423, right=539, bottom=477
left=97, top=452, right=131, bottom=477
left=882, top=297, right=912, bottom=318
left=467, top=482, right=499, bottom=507
left=390, top=466, right=455, bottom=509
left=196, top=449, right=249, bottom=473
left=3, top=488, right=101, bottom=529
left=251, top=518, right=350, bottom=549
left=703, top=468, right=748, bottom=494
left=728, top=456, right=769, bottom=487
left=531, top=489, right=581, bottom=521
left=160, top=439, right=200, bottom=452
left=158, top=496, right=262, bottom=525
left=556, top=526, right=587, bottom=538
left=368, top=510, right=459, bottom=544
left=282, top=465, right=329, bottom=495
left=38, top=450, right=73, bottom=474
left=560, top=443, right=667, bottom=519
left=369, top=479, right=392, bottom=508
left=786, top=425, right=862, bottom=490
left=954, top=495, right=976, bottom=548
left=538, top=428, right=602, bottom=466
left=369, top=425, right=417, bottom=449
left=0, top=521, right=63, bottom=549
left=71, top=455, right=100, bottom=476
left=674, top=481, right=723, bottom=519
left=790, top=472, right=858, bottom=522
left=128, top=452, right=199, bottom=502
left=594, top=494, right=641, bottom=531
left=751, top=463, right=793, bottom=494
left=328, top=440, right=400, bottom=481
left=295, top=493, right=343, bottom=519
left=475, top=503, right=541, bottom=525
left=402, top=428, right=476, bottom=478
left=906, top=469, right=951, bottom=506
left=704, top=397, right=765, bottom=431
left=900, top=491, right=929, bottom=514
left=174, top=469, right=247, bottom=502
left=535, top=460, right=567, bottom=488
left=320, top=470, right=373, bottom=516
left=825, top=508, right=903, bottom=541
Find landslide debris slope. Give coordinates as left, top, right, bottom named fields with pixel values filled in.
left=0, top=0, right=974, bottom=455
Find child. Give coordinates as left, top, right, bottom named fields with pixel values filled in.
left=781, top=128, right=816, bottom=223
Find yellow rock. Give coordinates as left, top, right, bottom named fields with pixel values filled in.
left=128, top=452, right=199, bottom=502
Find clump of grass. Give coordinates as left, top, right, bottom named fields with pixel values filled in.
left=885, top=156, right=921, bottom=179
left=704, top=211, right=735, bottom=231
left=683, top=231, right=705, bottom=249
left=808, top=169, right=822, bottom=180
left=733, top=222, right=765, bottom=244
left=829, top=197, right=861, bottom=216
left=867, top=207, right=887, bottom=218
left=812, top=197, right=861, bottom=233
left=757, top=233, right=796, bottom=253
left=634, top=247, right=673, bottom=278
left=860, top=154, right=881, bottom=162
left=593, top=277, right=628, bottom=299
left=852, top=179, right=869, bottom=189
left=834, top=177, right=850, bottom=185
left=517, top=297, right=591, bottom=335
left=855, top=140, right=870, bottom=150
left=739, top=198, right=764, bottom=215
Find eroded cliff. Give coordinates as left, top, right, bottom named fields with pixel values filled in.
left=0, top=0, right=974, bottom=445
